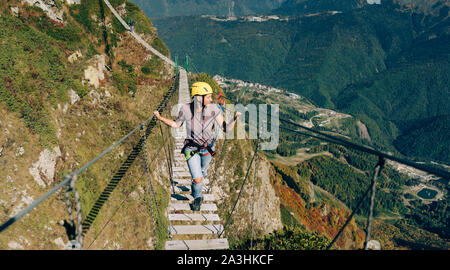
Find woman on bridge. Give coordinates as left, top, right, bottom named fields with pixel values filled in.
left=154, top=82, right=241, bottom=211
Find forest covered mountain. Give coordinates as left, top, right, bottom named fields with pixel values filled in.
left=152, top=0, right=450, bottom=164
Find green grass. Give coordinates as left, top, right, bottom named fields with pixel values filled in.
left=280, top=204, right=304, bottom=229
left=0, top=15, right=69, bottom=147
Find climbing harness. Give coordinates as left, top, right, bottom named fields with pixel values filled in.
left=181, top=139, right=216, bottom=160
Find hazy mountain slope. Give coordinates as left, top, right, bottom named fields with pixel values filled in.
left=393, top=115, right=450, bottom=163
left=130, top=0, right=287, bottom=19
left=272, top=0, right=369, bottom=15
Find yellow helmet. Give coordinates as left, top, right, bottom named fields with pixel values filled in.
left=191, top=82, right=213, bottom=98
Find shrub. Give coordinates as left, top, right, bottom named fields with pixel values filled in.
left=151, top=37, right=169, bottom=57
left=233, top=226, right=330, bottom=250
left=118, top=60, right=133, bottom=73
left=71, top=79, right=88, bottom=98
left=113, top=71, right=137, bottom=95
left=141, top=67, right=151, bottom=74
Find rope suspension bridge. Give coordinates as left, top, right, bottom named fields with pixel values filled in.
left=0, top=0, right=449, bottom=250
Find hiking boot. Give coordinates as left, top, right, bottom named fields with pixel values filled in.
left=192, top=197, right=202, bottom=211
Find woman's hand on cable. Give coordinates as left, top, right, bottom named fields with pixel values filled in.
left=153, top=111, right=161, bottom=120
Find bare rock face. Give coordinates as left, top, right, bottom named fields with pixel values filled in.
left=213, top=154, right=282, bottom=239
left=68, top=89, right=80, bottom=105
left=65, top=0, right=81, bottom=5
left=251, top=158, right=283, bottom=234
left=116, top=2, right=127, bottom=17
left=10, top=6, right=20, bottom=17
left=22, top=0, right=64, bottom=24
left=356, top=120, right=371, bottom=141
left=28, top=146, right=62, bottom=187
left=11, top=189, right=34, bottom=216
left=68, top=50, right=82, bottom=63
left=84, top=55, right=107, bottom=89
left=15, top=146, right=25, bottom=157
left=8, top=241, right=24, bottom=250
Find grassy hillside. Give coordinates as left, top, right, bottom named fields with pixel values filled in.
left=0, top=0, right=177, bottom=250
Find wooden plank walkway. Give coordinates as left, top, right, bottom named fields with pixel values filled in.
left=164, top=71, right=228, bottom=249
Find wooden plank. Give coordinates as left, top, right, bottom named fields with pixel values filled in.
left=168, top=213, right=220, bottom=221
left=173, top=171, right=192, bottom=178
left=169, top=203, right=217, bottom=212
left=165, top=239, right=229, bottom=250
left=172, top=167, right=188, bottom=172
left=171, top=193, right=214, bottom=202
left=178, top=70, right=190, bottom=104
left=169, top=224, right=223, bottom=235
left=173, top=185, right=210, bottom=193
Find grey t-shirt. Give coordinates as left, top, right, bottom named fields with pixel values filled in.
left=175, top=103, right=222, bottom=147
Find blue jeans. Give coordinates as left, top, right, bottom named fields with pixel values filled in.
left=184, top=147, right=213, bottom=199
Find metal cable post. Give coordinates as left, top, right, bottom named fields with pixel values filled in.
left=64, top=174, right=75, bottom=234
left=364, top=156, right=385, bottom=250
left=64, top=173, right=83, bottom=250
